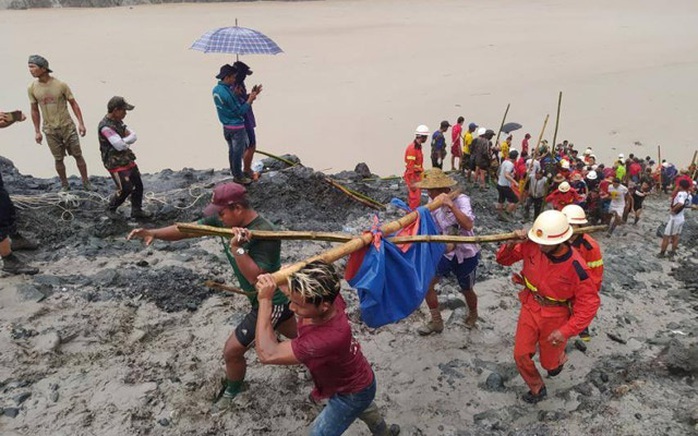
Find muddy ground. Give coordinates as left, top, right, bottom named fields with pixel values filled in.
left=0, top=155, right=697, bottom=436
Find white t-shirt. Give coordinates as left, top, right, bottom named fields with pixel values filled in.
left=608, top=184, right=628, bottom=210
left=671, top=191, right=693, bottom=221
left=498, top=160, right=515, bottom=187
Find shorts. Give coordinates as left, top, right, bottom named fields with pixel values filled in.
left=610, top=205, right=625, bottom=217
left=664, top=216, right=685, bottom=236
left=497, top=184, right=518, bottom=204
left=45, top=123, right=82, bottom=161
left=436, top=252, right=480, bottom=290
left=234, top=303, right=294, bottom=347
left=451, top=143, right=462, bottom=157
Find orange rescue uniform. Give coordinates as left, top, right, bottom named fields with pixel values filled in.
left=545, top=188, right=581, bottom=211
left=496, top=241, right=600, bottom=395
left=404, top=141, right=424, bottom=210
left=570, top=234, right=603, bottom=291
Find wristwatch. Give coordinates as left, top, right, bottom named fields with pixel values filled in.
left=233, top=247, right=246, bottom=256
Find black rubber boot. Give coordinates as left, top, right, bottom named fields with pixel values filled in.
left=522, top=386, right=547, bottom=404
left=2, top=254, right=39, bottom=275
left=10, top=233, right=38, bottom=251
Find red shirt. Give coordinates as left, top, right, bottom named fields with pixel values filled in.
left=545, top=187, right=581, bottom=210
left=496, top=241, right=599, bottom=338
left=291, top=296, right=374, bottom=400
left=521, top=138, right=529, bottom=155
left=629, top=162, right=642, bottom=177
left=451, top=124, right=462, bottom=147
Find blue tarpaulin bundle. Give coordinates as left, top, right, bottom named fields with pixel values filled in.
left=345, top=203, right=445, bottom=328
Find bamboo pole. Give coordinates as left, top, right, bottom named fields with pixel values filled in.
left=551, top=92, right=563, bottom=150
left=389, top=225, right=607, bottom=244
left=255, top=149, right=298, bottom=167
left=176, top=224, right=355, bottom=243
left=324, top=178, right=386, bottom=210
left=267, top=190, right=461, bottom=285
left=493, top=103, right=511, bottom=156
left=205, top=280, right=256, bottom=296
left=691, top=150, right=698, bottom=180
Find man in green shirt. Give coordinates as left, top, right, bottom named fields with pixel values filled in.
left=127, top=182, right=296, bottom=409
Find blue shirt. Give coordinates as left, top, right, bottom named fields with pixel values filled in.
left=212, top=81, right=250, bottom=128
left=431, top=131, right=446, bottom=151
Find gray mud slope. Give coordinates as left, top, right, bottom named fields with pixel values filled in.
left=1, top=155, right=697, bottom=436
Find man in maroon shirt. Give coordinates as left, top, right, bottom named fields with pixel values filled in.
left=255, top=261, right=399, bottom=436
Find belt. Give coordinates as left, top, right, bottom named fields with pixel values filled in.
left=523, top=276, right=570, bottom=308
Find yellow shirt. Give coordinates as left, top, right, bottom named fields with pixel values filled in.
left=28, top=77, right=75, bottom=131
left=500, top=141, right=510, bottom=159
left=463, top=131, right=473, bottom=154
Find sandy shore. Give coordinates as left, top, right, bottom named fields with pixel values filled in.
left=2, top=0, right=698, bottom=178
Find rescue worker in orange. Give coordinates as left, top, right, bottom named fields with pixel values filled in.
left=545, top=181, right=581, bottom=211
left=404, top=125, right=429, bottom=209
left=496, top=210, right=600, bottom=403
left=562, top=204, right=603, bottom=342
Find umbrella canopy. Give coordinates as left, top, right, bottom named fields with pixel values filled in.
left=501, top=122, right=523, bottom=134
left=191, top=26, right=283, bottom=55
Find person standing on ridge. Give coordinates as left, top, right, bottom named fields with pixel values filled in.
left=27, top=55, right=92, bottom=192
left=404, top=125, right=428, bottom=210
left=450, top=116, right=464, bottom=171
left=430, top=120, right=450, bottom=169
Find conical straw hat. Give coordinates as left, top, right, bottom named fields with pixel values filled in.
left=415, top=169, right=458, bottom=189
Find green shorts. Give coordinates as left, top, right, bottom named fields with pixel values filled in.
left=45, top=123, right=82, bottom=161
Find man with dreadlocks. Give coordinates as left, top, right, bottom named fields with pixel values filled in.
left=255, top=261, right=400, bottom=436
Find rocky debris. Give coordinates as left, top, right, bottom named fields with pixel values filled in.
left=657, top=340, right=698, bottom=376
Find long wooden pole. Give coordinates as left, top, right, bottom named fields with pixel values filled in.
left=691, top=150, right=698, bottom=180
left=494, top=103, right=511, bottom=155
left=178, top=223, right=607, bottom=247
left=324, top=178, right=386, bottom=210
left=551, top=92, right=563, bottom=150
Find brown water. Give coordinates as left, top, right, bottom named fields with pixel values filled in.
left=2, top=0, right=698, bottom=178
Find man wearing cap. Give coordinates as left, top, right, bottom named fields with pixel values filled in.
left=127, top=182, right=297, bottom=408
left=450, top=117, right=464, bottom=171
left=0, top=109, right=40, bottom=275
left=404, top=125, right=428, bottom=210
left=98, top=97, right=148, bottom=219
left=213, top=64, right=261, bottom=185
left=462, top=122, right=477, bottom=180
left=430, top=121, right=450, bottom=169
left=496, top=210, right=599, bottom=403
left=414, top=169, right=481, bottom=334
left=27, top=55, right=91, bottom=192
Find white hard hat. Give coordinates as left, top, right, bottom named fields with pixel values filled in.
left=415, top=125, right=430, bottom=136
left=662, top=162, right=670, bottom=168
left=561, top=204, right=588, bottom=225
left=477, top=127, right=487, bottom=136
left=560, top=159, right=570, bottom=169
left=618, top=153, right=625, bottom=159
left=584, top=148, right=592, bottom=155
left=528, top=210, right=574, bottom=246
left=586, top=170, right=598, bottom=180
left=558, top=181, right=571, bottom=192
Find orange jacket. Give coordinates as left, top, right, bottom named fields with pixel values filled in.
left=570, top=234, right=603, bottom=291
left=545, top=188, right=581, bottom=210
left=404, top=141, right=423, bottom=175
left=496, top=241, right=600, bottom=339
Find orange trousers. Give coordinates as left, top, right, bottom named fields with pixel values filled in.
left=513, top=304, right=569, bottom=395
left=404, top=172, right=421, bottom=210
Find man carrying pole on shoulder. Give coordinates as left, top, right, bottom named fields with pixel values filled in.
left=127, top=182, right=297, bottom=410
left=496, top=210, right=599, bottom=403
left=255, top=261, right=400, bottom=436
left=562, top=205, right=603, bottom=342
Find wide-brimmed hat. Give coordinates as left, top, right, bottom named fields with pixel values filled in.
left=552, top=174, right=566, bottom=183
left=414, top=169, right=457, bottom=189
left=558, top=181, right=571, bottom=193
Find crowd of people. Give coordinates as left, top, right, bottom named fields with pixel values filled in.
left=1, top=54, right=697, bottom=435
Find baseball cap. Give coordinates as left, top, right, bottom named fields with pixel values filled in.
left=28, top=55, right=52, bottom=73
left=440, top=120, right=451, bottom=129
left=216, top=64, right=237, bottom=79
left=204, top=182, right=247, bottom=216
left=484, top=129, right=495, bottom=137
left=107, top=96, right=135, bottom=113
left=468, top=122, right=478, bottom=129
